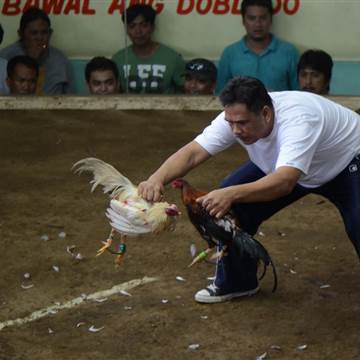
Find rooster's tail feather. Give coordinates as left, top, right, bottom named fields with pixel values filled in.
left=233, top=230, right=278, bottom=292
left=72, top=157, right=134, bottom=195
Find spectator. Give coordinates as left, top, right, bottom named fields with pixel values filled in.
left=85, top=56, right=120, bottom=95
left=0, top=23, right=9, bottom=95
left=6, top=55, right=38, bottom=95
left=183, top=58, right=217, bottom=95
left=0, top=24, right=3, bottom=44
left=112, top=4, right=185, bottom=94
left=298, top=49, right=333, bottom=95
left=215, top=0, right=299, bottom=94
left=0, top=7, right=74, bottom=95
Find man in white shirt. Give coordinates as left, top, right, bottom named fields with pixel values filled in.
left=138, top=76, right=360, bottom=303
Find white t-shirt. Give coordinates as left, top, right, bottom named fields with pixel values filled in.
left=195, top=91, right=360, bottom=188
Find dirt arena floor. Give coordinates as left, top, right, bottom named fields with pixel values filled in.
left=0, top=109, right=359, bottom=360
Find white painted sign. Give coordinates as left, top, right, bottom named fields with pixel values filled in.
left=0, top=1, right=359, bottom=60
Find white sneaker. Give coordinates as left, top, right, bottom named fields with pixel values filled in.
left=194, top=283, right=259, bottom=304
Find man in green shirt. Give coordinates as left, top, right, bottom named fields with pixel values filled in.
left=112, top=4, right=185, bottom=94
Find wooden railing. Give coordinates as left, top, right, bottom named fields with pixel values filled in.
left=0, top=95, right=359, bottom=111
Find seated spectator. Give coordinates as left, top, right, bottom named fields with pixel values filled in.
left=6, top=55, right=38, bottom=95
left=0, top=24, right=3, bottom=44
left=298, top=49, right=333, bottom=95
left=0, top=7, right=74, bottom=95
left=183, top=58, right=217, bottom=95
left=85, top=56, right=120, bottom=95
left=0, top=23, right=9, bottom=95
left=215, top=0, right=299, bottom=94
left=112, top=4, right=185, bottom=94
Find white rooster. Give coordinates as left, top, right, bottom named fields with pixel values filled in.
left=73, top=158, right=179, bottom=266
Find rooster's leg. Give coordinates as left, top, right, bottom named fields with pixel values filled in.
left=188, top=247, right=214, bottom=267
left=96, top=228, right=115, bottom=257
left=114, top=235, right=127, bottom=267
left=209, top=245, right=228, bottom=262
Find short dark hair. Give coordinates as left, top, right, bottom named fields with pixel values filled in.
left=7, top=55, right=39, bottom=78
left=121, top=4, right=156, bottom=25
left=297, top=49, right=333, bottom=83
left=241, top=0, right=273, bottom=16
left=185, top=58, right=217, bottom=83
left=219, top=76, right=273, bottom=113
left=19, top=6, right=51, bottom=34
left=85, top=57, right=119, bottom=82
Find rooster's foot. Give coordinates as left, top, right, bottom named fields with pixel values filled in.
left=96, top=238, right=113, bottom=257
left=188, top=248, right=213, bottom=267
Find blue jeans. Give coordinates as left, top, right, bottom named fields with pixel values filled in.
left=215, top=156, right=360, bottom=291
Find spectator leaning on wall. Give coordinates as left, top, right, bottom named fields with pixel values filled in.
left=0, top=7, right=74, bottom=95
left=215, top=0, right=299, bottom=94
left=183, top=58, right=217, bottom=95
left=85, top=56, right=120, bottom=95
left=297, top=49, right=333, bottom=95
left=112, top=4, right=185, bottom=94
left=0, top=23, right=9, bottom=95
left=6, top=55, right=39, bottom=95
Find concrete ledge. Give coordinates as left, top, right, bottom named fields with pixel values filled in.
left=0, top=95, right=359, bottom=111
left=327, top=96, right=360, bottom=111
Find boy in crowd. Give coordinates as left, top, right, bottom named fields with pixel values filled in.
left=112, top=4, right=185, bottom=94
left=6, top=55, right=38, bottom=95
left=183, top=58, right=217, bottom=95
left=298, top=49, right=333, bottom=95
left=85, top=57, right=120, bottom=95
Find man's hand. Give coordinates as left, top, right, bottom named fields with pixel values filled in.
left=196, top=187, right=235, bottom=219
left=138, top=178, right=164, bottom=202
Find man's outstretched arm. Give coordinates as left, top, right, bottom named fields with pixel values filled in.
left=138, top=140, right=211, bottom=202
left=197, top=166, right=302, bottom=218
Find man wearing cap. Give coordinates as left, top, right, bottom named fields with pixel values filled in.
left=184, top=58, right=217, bottom=95
left=215, top=0, right=299, bottom=94
left=298, top=50, right=333, bottom=95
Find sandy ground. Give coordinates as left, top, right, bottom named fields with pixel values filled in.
left=0, top=109, right=359, bottom=360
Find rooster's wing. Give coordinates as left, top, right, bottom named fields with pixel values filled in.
left=106, top=199, right=153, bottom=236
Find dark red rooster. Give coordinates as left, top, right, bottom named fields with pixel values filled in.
left=171, top=178, right=277, bottom=292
